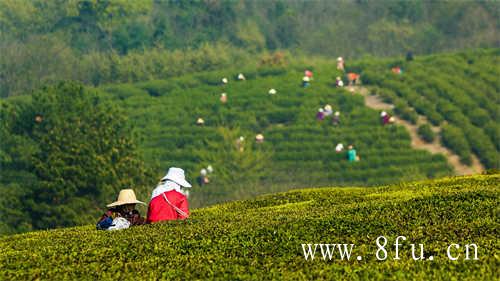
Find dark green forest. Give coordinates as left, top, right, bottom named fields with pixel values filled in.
left=1, top=0, right=498, bottom=97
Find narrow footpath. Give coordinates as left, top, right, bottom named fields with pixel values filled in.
left=348, top=86, right=484, bottom=175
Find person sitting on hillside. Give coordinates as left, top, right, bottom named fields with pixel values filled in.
left=335, top=143, right=344, bottom=153
left=347, top=145, right=359, bottom=162
left=96, top=189, right=146, bottom=230
left=337, top=57, right=344, bottom=71
left=335, top=76, right=344, bottom=87
left=197, top=168, right=210, bottom=187
left=302, top=76, right=310, bottom=88
left=220, top=93, right=227, bottom=104
left=332, top=111, right=341, bottom=126
left=237, top=73, right=246, bottom=81
left=316, top=108, right=325, bottom=121
left=147, top=167, right=191, bottom=222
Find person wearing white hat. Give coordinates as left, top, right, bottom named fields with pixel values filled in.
left=197, top=168, right=210, bottom=186
left=324, top=104, right=333, bottom=116
left=337, top=57, right=344, bottom=71
left=237, top=73, right=245, bottom=80
left=255, top=133, right=264, bottom=143
left=220, top=93, right=227, bottom=103
left=335, top=143, right=344, bottom=153
left=206, top=165, right=214, bottom=173
left=196, top=118, right=205, bottom=126
left=332, top=111, right=340, bottom=126
left=268, top=88, right=277, bottom=95
left=236, top=136, right=245, bottom=152
left=336, top=76, right=344, bottom=87
left=147, top=167, right=192, bottom=222
left=381, top=111, right=391, bottom=125
left=302, top=76, right=310, bottom=88
left=96, top=189, right=146, bottom=230
left=222, top=77, right=228, bottom=84
left=316, top=108, right=325, bottom=121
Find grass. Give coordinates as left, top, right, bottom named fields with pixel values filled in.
left=1, top=174, right=498, bottom=280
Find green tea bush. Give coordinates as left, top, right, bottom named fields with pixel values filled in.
left=441, top=125, right=471, bottom=165
left=417, top=124, right=435, bottom=143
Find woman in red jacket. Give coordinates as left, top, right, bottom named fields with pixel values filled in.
left=147, top=167, right=192, bottom=223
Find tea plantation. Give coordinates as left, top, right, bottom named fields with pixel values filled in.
left=1, top=174, right=498, bottom=280
left=97, top=51, right=485, bottom=206
left=359, top=48, right=499, bottom=169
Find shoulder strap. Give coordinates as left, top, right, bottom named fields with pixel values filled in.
left=162, top=192, right=188, bottom=219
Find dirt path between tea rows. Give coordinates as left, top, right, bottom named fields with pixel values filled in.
left=347, top=86, right=484, bottom=175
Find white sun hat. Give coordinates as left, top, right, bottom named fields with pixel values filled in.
left=222, top=78, right=228, bottom=84
left=381, top=111, right=387, bottom=117
left=161, top=167, right=192, bottom=188
left=303, top=76, right=310, bottom=82
left=200, top=169, right=207, bottom=176
left=238, top=73, right=245, bottom=80
left=318, top=108, right=324, bottom=112
left=335, top=111, right=340, bottom=116
left=324, top=104, right=332, bottom=111
left=206, top=165, right=214, bottom=173
left=337, top=57, right=343, bottom=61
left=107, top=189, right=145, bottom=208
left=268, top=89, right=277, bottom=95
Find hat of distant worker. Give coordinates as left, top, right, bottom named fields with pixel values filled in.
left=161, top=167, right=192, bottom=188
left=107, top=189, right=145, bottom=208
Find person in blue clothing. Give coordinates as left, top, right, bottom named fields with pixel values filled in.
left=347, top=145, right=359, bottom=162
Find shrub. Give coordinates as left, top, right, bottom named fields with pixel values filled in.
left=441, top=125, right=472, bottom=165
left=418, top=124, right=435, bottom=143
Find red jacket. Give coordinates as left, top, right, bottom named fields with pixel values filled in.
left=147, top=190, right=189, bottom=223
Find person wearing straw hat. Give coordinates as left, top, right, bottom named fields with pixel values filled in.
left=337, top=57, right=344, bottom=71
left=147, top=167, right=192, bottom=222
left=332, top=111, right=340, bottom=126
left=96, top=189, right=146, bottom=230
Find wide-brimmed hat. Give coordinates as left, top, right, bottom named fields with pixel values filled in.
left=161, top=167, right=192, bottom=188
left=107, top=189, right=145, bottom=208
left=337, top=57, right=343, bottom=61
left=335, top=111, right=340, bottom=116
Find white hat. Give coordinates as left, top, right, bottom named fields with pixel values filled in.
left=161, top=167, right=192, bottom=188
left=318, top=108, right=324, bottom=112
left=255, top=134, right=264, bottom=141
left=107, top=189, right=145, bottom=208
left=221, top=93, right=227, bottom=96
left=335, top=111, right=340, bottom=116
left=268, top=89, right=277, bottom=95
left=337, top=57, right=343, bottom=61
left=324, top=104, right=332, bottom=111
left=238, top=73, right=245, bottom=80
left=381, top=111, right=387, bottom=117
left=200, top=169, right=207, bottom=176
left=303, top=76, right=310, bottom=82
left=222, top=78, right=228, bottom=84
left=206, top=165, right=213, bottom=173
left=196, top=118, right=204, bottom=124
left=239, top=136, right=245, bottom=141
left=336, top=76, right=341, bottom=80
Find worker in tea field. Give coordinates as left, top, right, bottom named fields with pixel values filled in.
left=196, top=118, right=205, bottom=126
left=305, top=69, right=313, bottom=80
left=332, top=111, right=340, bottom=126
left=335, top=76, right=344, bottom=87
left=197, top=168, right=210, bottom=186
left=347, top=73, right=360, bottom=86
left=381, top=111, right=391, bottom=125
left=335, top=143, right=344, bottom=153
left=237, top=73, right=246, bottom=80
left=220, top=93, right=227, bottom=103
left=255, top=133, right=264, bottom=143
left=337, top=57, right=344, bottom=71
left=236, top=136, right=245, bottom=152
left=347, top=145, right=359, bottom=162
left=302, top=76, right=310, bottom=87
left=96, top=189, right=146, bottom=230
left=324, top=104, right=333, bottom=117
left=147, top=167, right=191, bottom=222
left=316, top=108, right=325, bottom=121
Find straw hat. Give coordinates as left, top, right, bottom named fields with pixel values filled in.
left=255, top=134, right=264, bottom=141
left=107, top=189, right=145, bottom=208
left=161, top=167, right=192, bottom=188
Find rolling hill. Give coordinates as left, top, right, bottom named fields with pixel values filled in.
left=1, top=174, right=498, bottom=280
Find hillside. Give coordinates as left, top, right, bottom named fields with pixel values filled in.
left=99, top=55, right=460, bottom=207
left=1, top=174, right=498, bottom=280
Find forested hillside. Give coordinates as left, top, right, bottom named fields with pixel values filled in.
left=1, top=0, right=498, bottom=97
left=1, top=174, right=498, bottom=280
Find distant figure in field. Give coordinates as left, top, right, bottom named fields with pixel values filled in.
left=147, top=167, right=191, bottom=222
left=347, top=145, right=359, bottom=162
left=196, top=118, right=205, bottom=126
left=237, top=73, right=246, bottom=81
left=197, top=168, right=210, bottom=187
left=96, top=189, right=146, bottom=230
left=305, top=70, right=313, bottom=80
left=220, top=93, right=227, bottom=104
left=380, top=111, right=391, bottom=125
left=332, top=111, right=340, bottom=126
left=268, top=88, right=277, bottom=95
left=255, top=133, right=265, bottom=143
left=302, top=76, right=310, bottom=88
left=316, top=108, right=325, bottom=121
left=222, top=77, right=228, bottom=84
left=337, top=57, right=344, bottom=71
left=335, top=143, right=344, bottom=153
left=335, top=76, right=344, bottom=87
left=406, top=51, right=414, bottom=61
left=207, top=165, right=214, bottom=174
left=347, top=73, right=360, bottom=86
left=324, top=104, right=333, bottom=117
left=391, top=67, right=403, bottom=74
left=236, top=136, right=245, bottom=152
